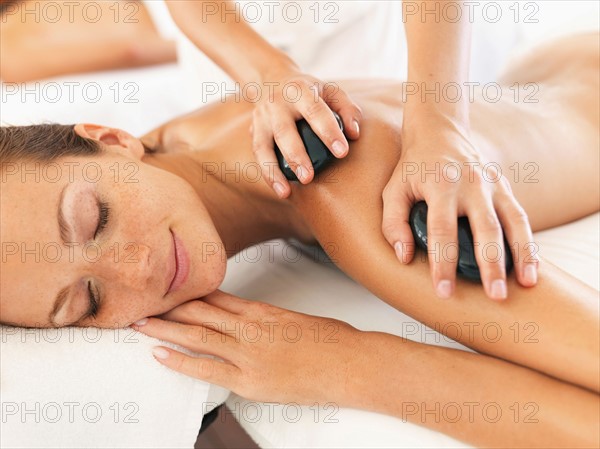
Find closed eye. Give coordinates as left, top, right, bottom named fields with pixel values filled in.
left=94, top=201, right=110, bottom=239
left=87, top=280, right=100, bottom=319
left=86, top=200, right=110, bottom=319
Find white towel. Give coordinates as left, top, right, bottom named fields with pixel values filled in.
left=0, top=326, right=229, bottom=449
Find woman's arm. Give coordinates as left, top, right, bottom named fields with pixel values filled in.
left=288, top=69, right=599, bottom=392
left=134, top=292, right=600, bottom=448
left=292, top=156, right=599, bottom=393
left=0, top=37, right=175, bottom=83
left=349, top=330, right=599, bottom=448
left=0, top=1, right=176, bottom=82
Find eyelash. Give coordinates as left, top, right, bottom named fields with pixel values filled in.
left=94, top=201, right=110, bottom=239
left=87, top=281, right=100, bottom=318
left=87, top=201, right=110, bottom=319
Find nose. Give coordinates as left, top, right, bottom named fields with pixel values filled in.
left=95, top=242, right=153, bottom=292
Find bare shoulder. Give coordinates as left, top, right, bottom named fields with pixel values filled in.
left=140, top=97, right=254, bottom=152
left=289, top=85, right=405, bottom=269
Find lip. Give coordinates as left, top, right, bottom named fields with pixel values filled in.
left=166, top=229, right=190, bottom=296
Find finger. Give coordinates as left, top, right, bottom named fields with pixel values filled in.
left=321, top=82, right=362, bottom=140
left=134, top=318, right=238, bottom=360
left=252, top=110, right=291, bottom=198
left=381, top=178, right=416, bottom=264
left=466, top=197, right=507, bottom=300
left=269, top=110, right=315, bottom=184
left=151, top=346, right=240, bottom=388
left=426, top=196, right=459, bottom=299
left=158, top=298, right=241, bottom=332
left=203, top=290, right=256, bottom=315
left=298, top=90, right=349, bottom=159
left=494, top=188, right=538, bottom=287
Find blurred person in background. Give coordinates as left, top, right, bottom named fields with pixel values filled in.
left=0, top=0, right=176, bottom=82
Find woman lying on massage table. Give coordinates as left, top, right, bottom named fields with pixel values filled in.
left=1, top=33, right=598, bottom=447
left=0, top=0, right=176, bottom=82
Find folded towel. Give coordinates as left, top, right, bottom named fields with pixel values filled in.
left=0, top=326, right=229, bottom=449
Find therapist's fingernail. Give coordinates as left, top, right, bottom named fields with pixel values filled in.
left=523, top=264, right=537, bottom=285
left=153, top=347, right=170, bottom=360
left=490, top=279, right=507, bottom=300
left=297, top=165, right=311, bottom=183
left=394, top=242, right=404, bottom=263
left=353, top=120, right=360, bottom=135
left=273, top=182, right=286, bottom=198
left=332, top=140, right=346, bottom=157
left=436, top=280, right=453, bottom=299
left=133, top=318, right=148, bottom=326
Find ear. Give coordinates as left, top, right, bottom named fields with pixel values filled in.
left=74, top=124, right=145, bottom=160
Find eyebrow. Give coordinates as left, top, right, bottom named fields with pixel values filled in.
left=50, top=185, right=72, bottom=324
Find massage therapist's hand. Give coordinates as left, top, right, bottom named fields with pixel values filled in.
left=165, top=1, right=360, bottom=197
left=381, top=110, right=539, bottom=301
left=252, top=67, right=362, bottom=198
left=133, top=291, right=363, bottom=405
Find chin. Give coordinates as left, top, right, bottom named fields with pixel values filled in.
left=207, top=260, right=227, bottom=295
left=191, top=243, right=227, bottom=298
left=208, top=249, right=228, bottom=291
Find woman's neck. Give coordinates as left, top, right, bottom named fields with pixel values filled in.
left=143, top=151, right=315, bottom=257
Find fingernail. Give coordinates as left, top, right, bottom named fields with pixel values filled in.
left=490, top=279, right=507, bottom=300
left=297, top=165, right=311, bottom=183
left=353, top=120, right=360, bottom=135
left=152, top=347, right=170, bottom=360
left=332, top=140, right=346, bottom=157
left=394, top=241, right=404, bottom=263
left=273, top=182, right=286, bottom=197
left=133, top=318, right=148, bottom=326
left=436, top=280, right=453, bottom=299
left=523, top=264, right=537, bottom=285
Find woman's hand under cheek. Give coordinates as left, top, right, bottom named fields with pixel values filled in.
left=132, top=290, right=363, bottom=406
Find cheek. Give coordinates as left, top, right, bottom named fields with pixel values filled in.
left=175, top=193, right=227, bottom=296
left=99, top=291, right=165, bottom=328
left=124, top=166, right=226, bottom=295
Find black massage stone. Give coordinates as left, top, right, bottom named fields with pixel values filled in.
left=409, top=201, right=514, bottom=282
left=275, top=111, right=344, bottom=181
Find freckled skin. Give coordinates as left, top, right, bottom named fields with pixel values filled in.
left=1, top=144, right=227, bottom=328
left=0, top=33, right=598, bottom=393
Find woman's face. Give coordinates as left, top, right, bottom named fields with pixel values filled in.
left=0, top=124, right=227, bottom=328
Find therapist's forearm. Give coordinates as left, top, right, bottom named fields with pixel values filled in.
left=403, top=0, right=472, bottom=125
left=166, top=0, right=297, bottom=84
left=345, top=331, right=599, bottom=448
